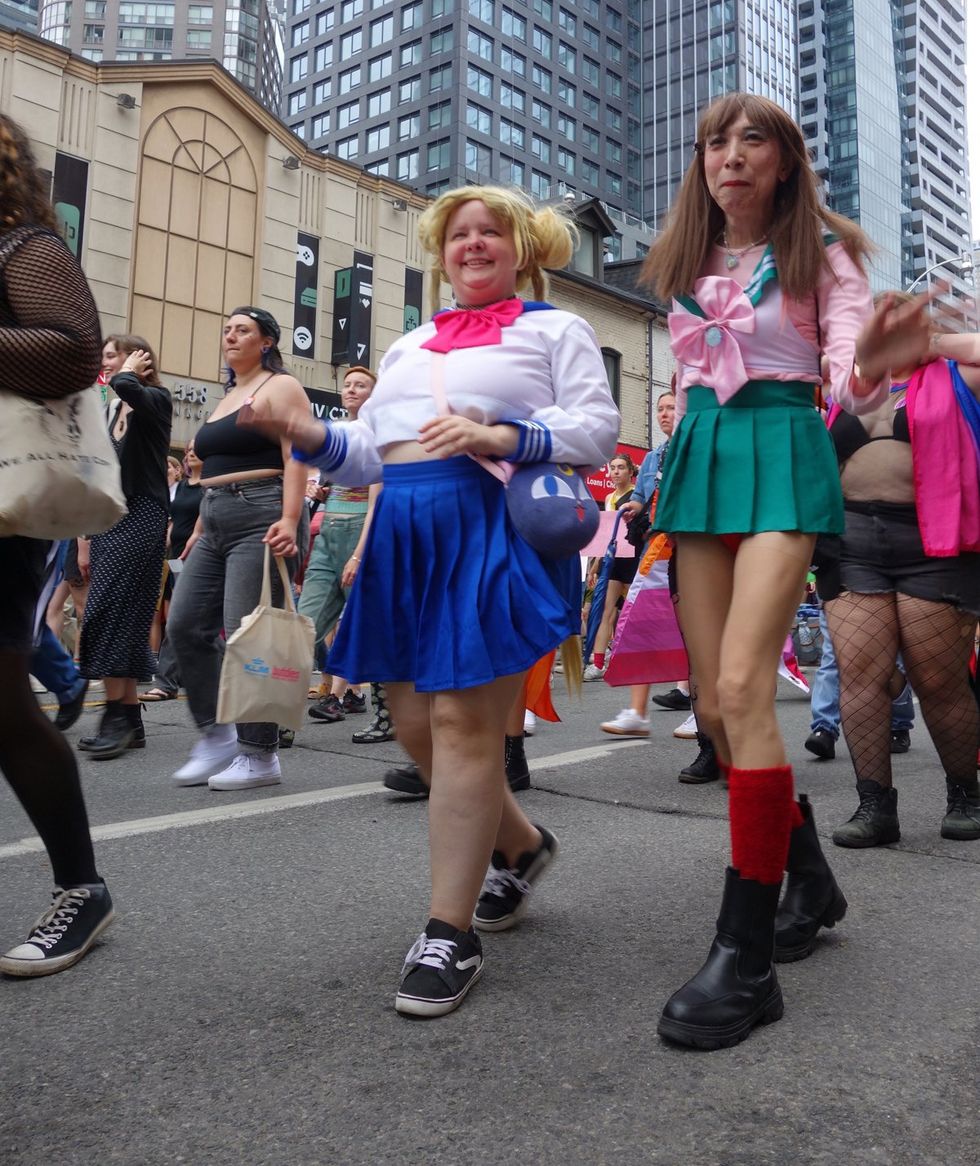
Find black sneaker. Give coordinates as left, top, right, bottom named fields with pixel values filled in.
left=651, top=687, right=692, bottom=711
left=832, top=782, right=901, bottom=848
left=805, top=728, right=836, bottom=760
left=309, top=694, right=345, bottom=722
left=890, top=729, right=911, bottom=754
left=342, top=688, right=367, bottom=715
left=395, top=919, right=483, bottom=1017
left=473, top=824, right=559, bottom=932
left=54, top=680, right=89, bottom=731
left=383, top=762, right=428, bottom=798
left=0, top=883, right=114, bottom=977
left=940, top=778, right=980, bottom=840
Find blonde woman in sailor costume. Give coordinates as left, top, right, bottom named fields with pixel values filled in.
left=245, top=186, right=619, bottom=1018
left=640, top=93, right=933, bottom=1050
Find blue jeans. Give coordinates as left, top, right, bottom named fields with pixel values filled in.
left=167, top=479, right=307, bottom=753
left=31, top=626, right=85, bottom=704
left=810, top=606, right=915, bottom=737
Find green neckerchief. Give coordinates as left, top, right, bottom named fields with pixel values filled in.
left=676, top=233, right=839, bottom=319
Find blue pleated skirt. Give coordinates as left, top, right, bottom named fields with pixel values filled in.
left=327, top=457, right=581, bottom=692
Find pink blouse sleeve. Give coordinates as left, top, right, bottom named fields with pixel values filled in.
left=818, top=241, right=889, bottom=415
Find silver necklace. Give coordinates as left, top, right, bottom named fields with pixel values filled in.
left=721, top=232, right=768, bottom=270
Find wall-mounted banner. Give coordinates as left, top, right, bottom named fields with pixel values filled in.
left=349, top=250, right=374, bottom=366
left=404, top=268, right=423, bottom=333
left=331, top=267, right=352, bottom=365
left=292, top=232, right=319, bottom=358
left=52, top=153, right=88, bottom=259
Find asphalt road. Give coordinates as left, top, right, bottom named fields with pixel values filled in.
left=1, top=675, right=977, bottom=1165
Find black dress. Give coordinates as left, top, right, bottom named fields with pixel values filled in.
left=79, top=375, right=172, bottom=680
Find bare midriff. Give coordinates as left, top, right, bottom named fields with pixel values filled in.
left=381, top=440, right=444, bottom=464
left=199, top=466, right=284, bottom=489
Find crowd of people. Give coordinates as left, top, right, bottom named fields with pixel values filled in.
left=3, top=94, right=979, bottom=1050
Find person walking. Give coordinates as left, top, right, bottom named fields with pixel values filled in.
left=0, top=112, right=114, bottom=976
left=640, top=92, right=930, bottom=1049
left=246, top=185, right=619, bottom=1017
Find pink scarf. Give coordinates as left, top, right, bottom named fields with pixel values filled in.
left=905, top=360, right=980, bottom=557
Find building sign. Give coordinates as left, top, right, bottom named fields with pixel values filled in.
left=330, top=267, right=352, bottom=365
left=404, top=268, right=423, bottom=332
left=305, top=387, right=348, bottom=422
left=349, top=250, right=374, bottom=366
left=52, top=152, right=88, bottom=258
left=292, top=232, right=318, bottom=358
left=584, top=440, right=651, bottom=503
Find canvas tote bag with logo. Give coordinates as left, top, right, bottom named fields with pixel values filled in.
left=216, top=547, right=315, bottom=731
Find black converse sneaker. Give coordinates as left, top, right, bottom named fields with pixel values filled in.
left=473, top=824, right=559, bottom=933
left=395, top=919, right=483, bottom=1017
left=0, top=883, right=115, bottom=977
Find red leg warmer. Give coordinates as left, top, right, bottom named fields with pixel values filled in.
left=728, top=765, right=798, bottom=885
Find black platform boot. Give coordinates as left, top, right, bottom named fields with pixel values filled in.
left=505, top=734, right=531, bottom=793
left=657, top=867, right=784, bottom=1050
left=678, top=733, right=720, bottom=784
left=774, top=795, right=848, bottom=962
left=82, top=701, right=143, bottom=760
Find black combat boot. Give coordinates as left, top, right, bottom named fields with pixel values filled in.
left=940, top=777, right=980, bottom=840
left=82, top=701, right=144, bottom=760
left=775, top=795, right=848, bottom=962
left=657, top=868, right=784, bottom=1050
left=832, top=780, right=900, bottom=848
left=678, top=733, right=720, bottom=784
left=505, top=734, right=531, bottom=792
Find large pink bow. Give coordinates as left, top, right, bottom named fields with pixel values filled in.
left=421, top=298, right=525, bottom=353
left=669, top=276, right=756, bottom=404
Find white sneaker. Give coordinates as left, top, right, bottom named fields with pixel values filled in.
left=172, top=725, right=239, bottom=786
left=582, top=663, right=606, bottom=682
left=208, top=752, right=282, bottom=791
left=601, top=708, right=650, bottom=737
left=523, top=711, right=537, bottom=736
left=673, top=712, right=698, bottom=739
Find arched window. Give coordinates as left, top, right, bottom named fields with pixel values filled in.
left=601, top=346, right=621, bottom=407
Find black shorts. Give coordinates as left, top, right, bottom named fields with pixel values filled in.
left=832, top=501, right=980, bottom=615
left=0, top=536, right=49, bottom=652
left=609, top=551, right=641, bottom=586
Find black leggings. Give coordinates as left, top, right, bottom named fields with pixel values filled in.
left=0, top=537, right=99, bottom=886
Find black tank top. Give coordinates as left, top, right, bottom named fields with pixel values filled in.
left=829, top=398, right=911, bottom=466
left=195, top=407, right=284, bottom=479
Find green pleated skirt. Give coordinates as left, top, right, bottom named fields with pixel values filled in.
left=655, top=380, right=844, bottom=536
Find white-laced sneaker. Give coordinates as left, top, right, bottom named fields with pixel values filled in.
left=673, top=712, right=698, bottom=739
left=172, top=725, right=239, bottom=786
left=523, top=710, right=537, bottom=736
left=582, top=663, right=606, bottom=682
left=601, top=708, right=650, bottom=737
left=208, top=752, right=282, bottom=791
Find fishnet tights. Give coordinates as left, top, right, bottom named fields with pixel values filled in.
left=827, top=592, right=978, bottom=786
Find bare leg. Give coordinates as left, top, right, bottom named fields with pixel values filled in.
left=593, top=581, right=627, bottom=657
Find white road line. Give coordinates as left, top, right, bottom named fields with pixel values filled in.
left=0, top=739, right=647, bottom=861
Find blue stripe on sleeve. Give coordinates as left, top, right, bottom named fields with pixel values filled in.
left=291, top=424, right=348, bottom=471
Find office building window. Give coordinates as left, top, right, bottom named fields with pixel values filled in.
left=369, top=13, right=393, bottom=44
left=531, top=63, right=551, bottom=93
left=291, top=20, right=309, bottom=45
left=369, top=52, right=392, bottom=80
left=431, top=0, right=453, bottom=12
left=287, top=91, right=307, bottom=115
left=606, top=139, right=622, bottom=163
left=336, top=135, right=359, bottom=161
left=467, top=64, right=493, bottom=97
left=468, top=29, right=493, bottom=60
left=582, top=56, right=598, bottom=86
left=582, top=126, right=599, bottom=153
left=557, top=79, right=575, bottom=107
left=397, top=149, right=419, bottom=180
left=430, top=26, right=452, bottom=53
left=557, top=41, right=575, bottom=71
left=468, top=0, right=492, bottom=22
left=292, top=0, right=309, bottom=11
left=531, top=98, right=551, bottom=128
left=581, top=158, right=599, bottom=185
left=530, top=169, right=550, bottom=198
left=467, top=102, right=493, bottom=135
left=398, top=111, right=420, bottom=139
left=465, top=138, right=492, bottom=177
left=399, top=75, right=421, bottom=102
left=582, top=22, right=598, bottom=49
left=427, top=138, right=451, bottom=171
left=340, top=0, right=363, bottom=18
left=400, top=38, right=421, bottom=65
left=501, top=46, right=525, bottom=76
left=500, top=82, right=525, bottom=113
left=557, top=146, right=575, bottom=175
left=313, top=78, right=333, bottom=103
left=557, top=112, right=575, bottom=141
left=289, top=54, right=308, bottom=82
left=366, top=160, right=390, bottom=176
left=366, top=125, right=390, bottom=152
left=401, top=1, right=421, bottom=30
left=315, top=8, right=334, bottom=33
left=606, top=71, right=622, bottom=98
left=337, top=99, right=360, bottom=128
left=606, top=106, right=622, bottom=131
left=500, top=155, right=525, bottom=185
left=500, top=117, right=524, bottom=150
left=532, top=26, right=551, bottom=58
left=339, top=65, right=361, bottom=92
left=368, top=89, right=392, bottom=116
left=314, top=42, right=333, bottom=70
left=532, top=0, right=551, bottom=18
left=340, top=29, right=362, bottom=57
left=428, top=100, right=452, bottom=129
left=581, top=93, right=598, bottom=119
left=311, top=112, right=331, bottom=137
left=501, top=6, right=525, bottom=40
left=429, top=63, right=453, bottom=92
left=531, top=134, right=550, bottom=162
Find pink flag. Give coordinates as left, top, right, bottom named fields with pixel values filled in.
left=604, top=559, right=688, bottom=686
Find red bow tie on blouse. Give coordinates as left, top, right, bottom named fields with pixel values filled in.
left=420, top=298, right=525, bottom=353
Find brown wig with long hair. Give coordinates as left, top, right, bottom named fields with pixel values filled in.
left=106, top=333, right=164, bottom=386
left=0, top=113, right=59, bottom=235
left=640, top=93, right=872, bottom=304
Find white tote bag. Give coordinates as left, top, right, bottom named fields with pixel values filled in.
left=216, top=547, right=315, bottom=731
left=0, top=384, right=127, bottom=539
